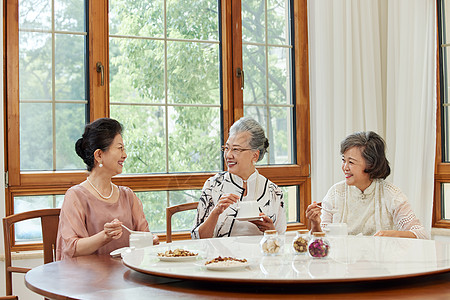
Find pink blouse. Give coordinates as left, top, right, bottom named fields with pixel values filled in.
left=56, top=185, right=149, bottom=260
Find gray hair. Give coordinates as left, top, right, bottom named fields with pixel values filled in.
left=229, top=117, right=269, bottom=162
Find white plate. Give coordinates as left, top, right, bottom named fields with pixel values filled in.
left=157, top=255, right=199, bottom=262
left=110, top=247, right=130, bottom=258
left=235, top=216, right=262, bottom=221
left=204, top=262, right=250, bottom=271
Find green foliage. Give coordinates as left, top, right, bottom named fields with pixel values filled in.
left=19, top=0, right=87, bottom=171
left=137, top=191, right=167, bottom=232
left=109, top=0, right=221, bottom=175
left=241, top=0, right=294, bottom=164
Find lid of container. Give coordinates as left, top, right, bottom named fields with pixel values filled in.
left=312, top=232, right=326, bottom=237
left=264, top=230, right=277, bottom=235
left=297, top=229, right=309, bottom=234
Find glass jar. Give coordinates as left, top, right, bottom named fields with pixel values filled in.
left=260, top=230, right=282, bottom=256
left=292, top=229, right=310, bottom=254
left=308, top=232, right=330, bottom=258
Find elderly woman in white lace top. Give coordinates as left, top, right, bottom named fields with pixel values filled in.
left=306, top=131, right=429, bottom=239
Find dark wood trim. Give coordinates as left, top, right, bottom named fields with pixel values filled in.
left=89, top=0, right=109, bottom=120
left=231, top=0, right=243, bottom=119
left=221, top=0, right=234, bottom=140
left=435, top=1, right=450, bottom=228
left=14, top=165, right=305, bottom=189
left=294, top=0, right=311, bottom=176
left=5, top=0, right=20, bottom=187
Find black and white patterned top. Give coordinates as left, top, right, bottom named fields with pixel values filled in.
left=191, top=170, right=286, bottom=239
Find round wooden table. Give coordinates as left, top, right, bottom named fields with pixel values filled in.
left=25, top=235, right=450, bottom=299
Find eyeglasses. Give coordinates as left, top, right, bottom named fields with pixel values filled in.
left=221, top=145, right=253, bottom=155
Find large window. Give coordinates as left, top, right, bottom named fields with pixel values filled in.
left=18, top=0, right=88, bottom=171
left=436, top=0, right=450, bottom=227
left=5, top=0, right=310, bottom=248
left=108, top=0, right=222, bottom=174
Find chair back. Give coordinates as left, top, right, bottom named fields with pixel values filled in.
left=3, top=208, right=61, bottom=295
left=165, top=202, right=198, bottom=243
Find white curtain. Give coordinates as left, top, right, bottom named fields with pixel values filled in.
left=308, top=0, right=436, bottom=230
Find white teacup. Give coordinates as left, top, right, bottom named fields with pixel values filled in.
left=129, top=232, right=154, bottom=249
left=237, top=201, right=259, bottom=218
left=325, top=223, right=348, bottom=236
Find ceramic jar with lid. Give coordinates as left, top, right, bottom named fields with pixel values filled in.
left=292, top=229, right=310, bottom=254
left=260, top=230, right=282, bottom=256
left=307, top=232, right=330, bottom=258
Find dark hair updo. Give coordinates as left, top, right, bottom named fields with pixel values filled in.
left=75, top=118, right=123, bottom=171
left=340, top=131, right=391, bottom=180
left=229, top=116, right=269, bottom=162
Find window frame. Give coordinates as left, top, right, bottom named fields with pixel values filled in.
left=4, top=0, right=311, bottom=249
left=435, top=0, right=450, bottom=228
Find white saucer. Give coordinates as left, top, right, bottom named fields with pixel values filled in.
left=199, top=261, right=250, bottom=271
left=157, top=255, right=199, bottom=262
left=236, top=216, right=262, bottom=221
left=110, top=247, right=131, bottom=258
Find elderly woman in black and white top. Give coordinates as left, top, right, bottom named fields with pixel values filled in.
left=192, top=117, right=286, bottom=239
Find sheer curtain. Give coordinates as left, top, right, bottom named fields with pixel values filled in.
left=308, top=0, right=436, bottom=230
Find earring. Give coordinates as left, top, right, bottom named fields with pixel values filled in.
left=253, top=161, right=256, bottom=165
left=99, top=162, right=103, bottom=168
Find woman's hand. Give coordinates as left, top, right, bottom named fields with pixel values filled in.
left=212, top=193, right=240, bottom=216
left=198, top=193, right=239, bottom=239
left=306, top=201, right=323, bottom=233
left=153, top=234, right=160, bottom=245
left=374, top=230, right=417, bottom=238
left=104, top=218, right=123, bottom=240
left=306, top=201, right=322, bottom=225
left=250, top=213, right=275, bottom=233
left=74, top=218, right=124, bottom=257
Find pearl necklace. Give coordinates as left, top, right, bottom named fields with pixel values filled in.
left=87, top=177, right=114, bottom=199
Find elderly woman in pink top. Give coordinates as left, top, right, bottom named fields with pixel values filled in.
left=306, top=131, right=429, bottom=239
left=56, top=118, right=158, bottom=260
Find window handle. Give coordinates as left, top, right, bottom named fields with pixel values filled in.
left=96, top=62, right=104, bottom=86
left=236, top=67, right=244, bottom=90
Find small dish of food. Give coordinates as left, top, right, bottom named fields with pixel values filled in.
left=157, top=248, right=199, bottom=262
left=203, top=256, right=249, bottom=271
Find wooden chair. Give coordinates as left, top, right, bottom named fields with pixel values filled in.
left=3, top=209, right=60, bottom=296
left=166, top=202, right=198, bottom=243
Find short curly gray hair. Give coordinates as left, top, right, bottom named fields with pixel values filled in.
left=229, top=117, right=269, bottom=162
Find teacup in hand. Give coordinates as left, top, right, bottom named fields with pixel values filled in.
left=237, top=201, right=259, bottom=218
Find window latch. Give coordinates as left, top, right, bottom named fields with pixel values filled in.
left=236, top=67, right=245, bottom=90
left=96, top=62, right=105, bottom=86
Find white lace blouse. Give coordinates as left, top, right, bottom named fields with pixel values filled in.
left=320, top=179, right=429, bottom=239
